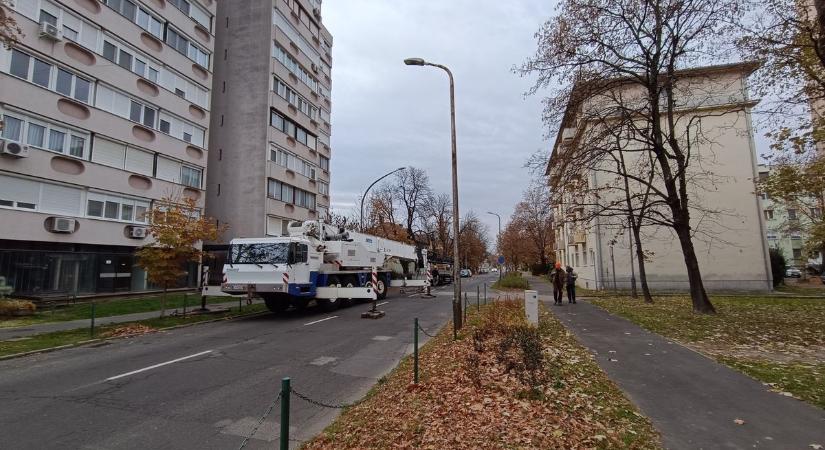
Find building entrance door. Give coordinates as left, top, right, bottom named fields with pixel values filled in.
left=98, top=254, right=132, bottom=293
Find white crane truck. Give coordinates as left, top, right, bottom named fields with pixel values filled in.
left=221, top=220, right=429, bottom=313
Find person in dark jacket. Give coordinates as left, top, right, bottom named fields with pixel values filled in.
left=550, top=262, right=566, bottom=305
left=566, top=266, right=578, bottom=304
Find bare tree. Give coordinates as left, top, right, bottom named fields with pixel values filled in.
left=421, top=192, right=453, bottom=258
left=521, top=0, right=752, bottom=313
left=511, top=182, right=555, bottom=268
left=394, top=167, right=432, bottom=242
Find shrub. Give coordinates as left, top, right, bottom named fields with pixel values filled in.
left=0, top=300, right=36, bottom=316
left=530, top=263, right=550, bottom=276
left=493, top=273, right=530, bottom=290
left=769, top=248, right=787, bottom=287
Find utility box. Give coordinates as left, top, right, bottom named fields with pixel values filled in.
left=524, top=290, right=539, bottom=325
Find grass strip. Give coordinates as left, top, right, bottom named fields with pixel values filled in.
left=0, top=294, right=233, bottom=329
left=304, top=300, right=660, bottom=449
left=0, top=304, right=267, bottom=358
left=590, top=295, right=825, bottom=410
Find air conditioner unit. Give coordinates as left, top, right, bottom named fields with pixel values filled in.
left=311, top=63, right=319, bottom=74
left=128, top=226, right=148, bottom=239
left=39, top=21, right=61, bottom=41
left=0, top=139, right=30, bottom=158
left=312, top=7, right=321, bottom=19
left=50, top=217, right=76, bottom=233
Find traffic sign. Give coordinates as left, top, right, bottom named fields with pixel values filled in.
left=497, top=255, right=505, bottom=265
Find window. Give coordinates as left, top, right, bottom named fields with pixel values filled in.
left=1, top=111, right=89, bottom=158
left=318, top=181, right=329, bottom=195
left=0, top=174, right=83, bottom=215
left=269, top=110, right=317, bottom=149
left=158, top=112, right=205, bottom=146
left=791, top=231, right=802, bottom=240
left=271, top=43, right=318, bottom=93
left=168, top=0, right=191, bottom=15
left=166, top=27, right=210, bottom=67
left=129, top=100, right=157, bottom=127
left=102, top=0, right=137, bottom=21
left=39, top=9, right=58, bottom=26
left=3, top=48, right=91, bottom=103
left=812, top=208, right=822, bottom=219
left=267, top=179, right=315, bottom=209
left=101, top=37, right=161, bottom=81
left=320, top=156, right=329, bottom=171
left=86, top=192, right=149, bottom=223
left=181, top=166, right=202, bottom=188
left=273, top=76, right=318, bottom=120
left=137, top=7, right=163, bottom=38
left=788, top=209, right=798, bottom=220
left=793, top=248, right=803, bottom=259
left=764, top=209, right=774, bottom=220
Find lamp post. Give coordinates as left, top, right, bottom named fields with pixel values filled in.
left=360, top=167, right=406, bottom=231
left=404, top=57, right=463, bottom=336
left=487, top=211, right=502, bottom=282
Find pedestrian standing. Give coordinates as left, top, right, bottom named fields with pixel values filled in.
left=551, top=262, right=566, bottom=305
left=566, top=266, right=577, bottom=304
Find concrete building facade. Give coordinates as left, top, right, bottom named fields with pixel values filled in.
left=757, top=164, right=824, bottom=270
left=206, top=0, right=332, bottom=240
left=0, top=0, right=216, bottom=296
left=548, top=62, right=773, bottom=292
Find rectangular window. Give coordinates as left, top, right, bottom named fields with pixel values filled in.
left=48, top=129, right=65, bottom=152
left=9, top=49, right=30, bottom=79
left=2, top=110, right=89, bottom=158
left=137, top=8, right=163, bottom=38
left=103, top=41, right=117, bottom=62
left=793, top=248, right=803, bottom=259
left=788, top=209, right=798, bottom=220
left=69, top=136, right=85, bottom=157
left=32, top=58, right=51, bottom=87
left=181, top=166, right=202, bottom=188
left=764, top=210, right=774, bottom=220
left=55, top=68, right=73, bottom=96
left=319, top=156, right=329, bottom=171
left=1, top=115, right=22, bottom=141
left=27, top=123, right=45, bottom=147
left=87, top=199, right=104, bottom=217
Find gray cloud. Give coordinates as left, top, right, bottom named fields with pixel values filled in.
left=324, top=0, right=555, bottom=244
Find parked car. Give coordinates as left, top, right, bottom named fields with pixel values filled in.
left=491, top=267, right=499, bottom=273
left=785, top=267, right=802, bottom=278
left=460, top=269, right=472, bottom=278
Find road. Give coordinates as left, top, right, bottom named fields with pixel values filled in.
left=0, top=274, right=496, bottom=450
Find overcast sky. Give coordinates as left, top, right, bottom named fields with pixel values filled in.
left=323, top=0, right=556, bottom=244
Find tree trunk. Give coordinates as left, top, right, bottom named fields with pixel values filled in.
left=815, top=0, right=825, bottom=67
left=631, top=224, right=654, bottom=303
left=674, top=223, right=715, bottom=313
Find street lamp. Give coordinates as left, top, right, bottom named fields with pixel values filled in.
left=360, top=167, right=406, bottom=231
left=404, top=56, right=463, bottom=336
left=487, top=211, right=502, bottom=282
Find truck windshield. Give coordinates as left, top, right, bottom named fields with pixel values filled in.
left=230, top=243, right=289, bottom=264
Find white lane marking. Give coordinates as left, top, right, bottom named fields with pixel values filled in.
left=304, top=316, right=338, bottom=326
left=106, top=350, right=213, bottom=381
left=376, top=301, right=389, bottom=306
left=310, top=356, right=338, bottom=366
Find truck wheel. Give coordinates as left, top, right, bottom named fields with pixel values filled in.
left=290, top=297, right=309, bottom=310
left=263, top=294, right=288, bottom=313
left=374, top=277, right=388, bottom=300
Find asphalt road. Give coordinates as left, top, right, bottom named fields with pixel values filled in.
left=0, top=273, right=496, bottom=450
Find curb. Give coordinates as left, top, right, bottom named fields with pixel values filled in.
left=0, top=309, right=269, bottom=362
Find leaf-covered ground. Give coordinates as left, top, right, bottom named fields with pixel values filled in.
left=590, top=295, right=825, bottom=409
left=304, top=301, right=660, bottom=449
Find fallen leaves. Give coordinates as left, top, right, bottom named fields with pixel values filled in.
left=100, top=324, right=155, bottom=338
left=304, top=301, right=660, bottom=449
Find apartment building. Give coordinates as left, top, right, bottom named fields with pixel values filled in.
left=0, top=0, right=215, bottom=297
left=548, top=62, right=772, bottom=291
left=757, top=164, right=824, bottom=269
left=206, top=0, right=332, bottom=240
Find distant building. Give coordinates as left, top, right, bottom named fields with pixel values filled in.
left=1, top=0, right=215, bottom=297
left=757, top=164, right=823, bottom=269
left=205, top=0, right=332, bottom=239
left=548, top=62, right=772, bottom=291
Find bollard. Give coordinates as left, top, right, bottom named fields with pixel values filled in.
left=463, top=292, right=468, bottom=322
left=476, top=286, right=480, bottom=311
left=183, top=293, right=188, bottom=317
left=524, top=290, right=539, bottom=325
left=280, top=377, right=290, bottom=450
left=414, top=318, right=419, bottom=384
left=484, top=284, right=487, bottom=305
left=238, top=296, right=242, bottom=312
left=90, top=302, right=96, bottom=338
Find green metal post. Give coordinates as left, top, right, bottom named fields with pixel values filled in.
left=484, top=284, right=487, bottom=305
left=414, top=318, right=419, bottom=384
left=476, top=286, right=480, bottom=311
left=183, top=293, right=188, bottom=316
left=463, top=292, right=467, bottom=322
left=280, top=377, right=290, bottom=450
left=90, top=302, right=96, bottom=338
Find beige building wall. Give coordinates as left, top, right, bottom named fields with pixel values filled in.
left=549, top=63, right=772, bottom=291
left=0, top=0, right=215, bottom=296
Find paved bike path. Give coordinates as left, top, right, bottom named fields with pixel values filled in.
left=529, top=276, right=825, bottom=449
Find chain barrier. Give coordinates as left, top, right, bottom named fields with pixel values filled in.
left=291, top=387, right=367, bottom=410
left=417, top=322, right=438, bottom=338
left=238, top=391, right=282, bottom=450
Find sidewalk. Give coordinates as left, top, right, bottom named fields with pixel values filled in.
left=0, top=299, right=260, bottom=341
left=529, top=276, right=825, bottom=449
